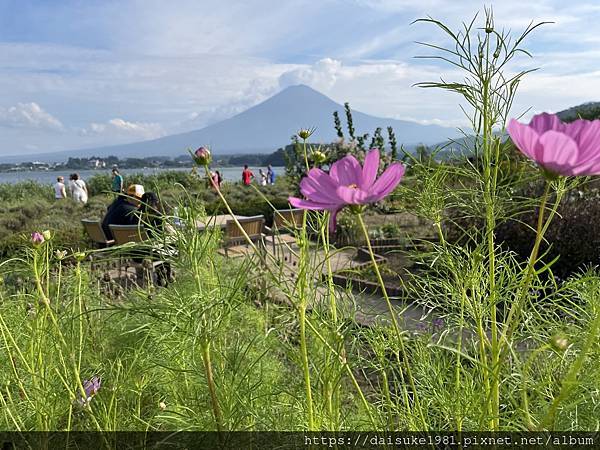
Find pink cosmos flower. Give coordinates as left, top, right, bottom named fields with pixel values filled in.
left=507, top=113, right=600, bottom=176
left=289, top=148, right=405, bottom=231
left=77, top=376, right=102, bottom=407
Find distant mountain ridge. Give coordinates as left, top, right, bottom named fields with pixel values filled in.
left=430, top=102, right=600, bottom=157
left=0, top=84, right=459, bottom=163
left=556, top=101, right=600, bottom=122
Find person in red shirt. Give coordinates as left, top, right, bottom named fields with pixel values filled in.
left=242, top=165, right=254, bottom=185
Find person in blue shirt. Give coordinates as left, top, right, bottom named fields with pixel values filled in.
left=267, top=165, right=275, bottom=185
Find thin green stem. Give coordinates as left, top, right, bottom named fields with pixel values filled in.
left=299, top=305, right=315, bottom=430
left=201, top=341, right=224, bottom=431
left=356, top=212, right=426, bottom=429
left=520, top=344, right=550, bottom=428
left=302, top=139, right=310, bottom=172
left=501, top=182, right=552, bottom=344
left=202, top=165, right=259, bottom=255
left=542, top=309, right=600, bottom=429
left=305, top=317, right=377, bottom=428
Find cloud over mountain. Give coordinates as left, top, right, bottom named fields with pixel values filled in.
left=81, top=118, right=165, bottom=140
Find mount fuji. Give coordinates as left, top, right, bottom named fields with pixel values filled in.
left=3, top=84, right=459, bottom=162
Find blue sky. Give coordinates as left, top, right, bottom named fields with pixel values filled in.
left=0, top=0, right=599, bottom=155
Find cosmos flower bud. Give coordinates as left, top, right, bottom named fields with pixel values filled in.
left=310, top=150, right=327, bottom=165
left=192, top=146, right=211, bottom=166
left=73, top=252, right=87, bottom=262
left=42, top=230, right=52, bottom=241
left=31, top=232, right=45, bottom=246
left=159, top=401, right=167, bottom=410
left=297, top=128, right=315, bottom=140
left=550, top=334, right=568, bottom=352
left=55, top=250, right=67, bottom=260
left=485, top=14, right=494, bottom=33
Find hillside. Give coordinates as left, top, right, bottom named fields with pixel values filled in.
left=556, top=101, right=600, bottom=122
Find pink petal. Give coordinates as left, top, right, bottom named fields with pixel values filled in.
left=569, top=120, right=600, bottom=164
left=289, top=196, right=341, bottom=211
left=336, top=186, right=370, bottom=205
left=328, top=208, right=342, bottom=232
left=529, top=113, right=564, bottom=134
left=537, top=130, right=580, bottom=175
left=507, top=119, right=541, bottom=161
left=574, top=158, right=600, bottom=176
left=300, top=170, right=343, bottom=204
left=366, top=162, right=405, bottom=202
left=360, top=149, right=380, bottom=190
left=563, top=119, right=588, bottom=142
left=330, top=154, right=362, bottom=187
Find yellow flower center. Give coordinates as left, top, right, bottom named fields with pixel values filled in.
left=347, top=183, right=358, bottom=189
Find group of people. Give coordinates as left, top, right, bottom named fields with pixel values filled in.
left=206, top=165, right=276, bottom=189
left=242, top=164, right=276, bottom=186
left=53, top=173, right=88, bottom=204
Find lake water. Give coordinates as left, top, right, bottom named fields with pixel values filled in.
left=0, top=166, right=285, bottom=185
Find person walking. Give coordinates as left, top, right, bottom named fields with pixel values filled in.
left=259, top=169, right=267, bottom=186
left=54, top=176, right=67, bottom=200
left=212, top=170, right=223, bottom=189
left=267, top=165, right=275, bottom=185
left=69, top=173, right=88, bottom=204
left=242, top=165, right=254, bottom=186
left=111, top=168, right=124, bottom=193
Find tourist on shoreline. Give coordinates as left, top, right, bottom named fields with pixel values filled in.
left=69, top=173, right=88, bottom=205
left=101, top=184, right=145, bottom=240
left=212, top=170, right=223, bottom=189
left=54, top=176, right=67, bottom=200
left=267, top=165, right=275, bottom=185
left=259, top=169, right=267, bottom=186
left=242, top=165, right=254, bottom=186
left=111, top=168, right=124, bottom=193
left=208, top=170, right=222, bottom=190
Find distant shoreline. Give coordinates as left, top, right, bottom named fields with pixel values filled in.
left=0, top=166, right=285, bottom=185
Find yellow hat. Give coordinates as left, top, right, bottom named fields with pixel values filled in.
left=127, top=184, right=145, bottom=199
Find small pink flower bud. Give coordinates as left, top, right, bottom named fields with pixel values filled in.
left=192, top=146, right=211, bottom=166
left=31, top=232, right=45, bottom=246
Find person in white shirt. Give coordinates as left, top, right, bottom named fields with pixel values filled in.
left=54, top=176, right=67, bottom=200
left=259, top=169, right=267, bottom=186
left=69, top=173, right=88, bottom=204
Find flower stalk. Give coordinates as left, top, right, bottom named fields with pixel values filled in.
left=356, top=213, right=426, bottom=429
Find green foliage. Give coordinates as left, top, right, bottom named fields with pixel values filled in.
left=558, top=102, right=600, bottom=123
left=333, top=111, right=344, bottom=139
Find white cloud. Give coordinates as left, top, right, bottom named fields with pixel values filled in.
left=0, top=102, right=63, bottom=131
left=279, top=58, right=342, bottom=91
left=82, top=118, right=165, bottom=140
